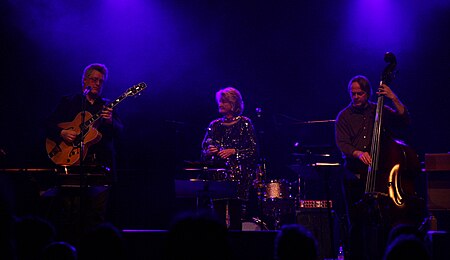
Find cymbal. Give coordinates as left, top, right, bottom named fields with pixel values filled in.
left=183, top=167, right=227, bottom=172
left=292, top=153, right=333, bottom=157
left=183, top=168, right=203, bottom=171
left=291, top=119, right=336, bottom=125
left=183, top=160, right=207, bottom=166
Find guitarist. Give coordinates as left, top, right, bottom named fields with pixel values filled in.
left=44, top=63, right=123, bottom=239
left=45, top=63, right=123, bottom=171
left=334, top=75, right=411, bottom=260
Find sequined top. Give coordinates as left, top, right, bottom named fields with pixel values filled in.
left=201, top=116, right=258, bottom=200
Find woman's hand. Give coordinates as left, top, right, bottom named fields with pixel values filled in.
left=206, top=145, right=219, bottom=156
left=218, top=148, right=236, bottom=159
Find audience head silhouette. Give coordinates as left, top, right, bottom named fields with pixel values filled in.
left=274, top=224, right=318, bottom=260
left=383, top=234, right=430, bottom=260
left=78, top=222, right=125, bottom=260
left=15, top=215, right=56, bottom=260
left=165, top=209, right=231, bottom=260
left=386, top=223, right=423, bottom=245
left=0, top=187, right=16, bottom=259
left=42, top=241, right=78, bottom=260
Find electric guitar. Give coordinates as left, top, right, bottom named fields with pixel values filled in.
left=46, top=82, right=147, bottom=166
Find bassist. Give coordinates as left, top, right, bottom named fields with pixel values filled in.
left=335, top=75, right=411, bottom=260
left=336, top=75, right=410, bottom=179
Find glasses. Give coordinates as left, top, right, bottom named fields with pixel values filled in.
left=88, top=77, right=104, bottom=84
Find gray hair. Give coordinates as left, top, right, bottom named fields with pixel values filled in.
left=81, top=63, right=108, bottom=85
left=216, top=87, right=244, bottom=116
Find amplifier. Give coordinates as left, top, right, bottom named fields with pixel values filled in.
left=296, top=208, right=338, bottom=260
left=425, top=153, right=450, bottom=210
left=299, top=200, right=333, bottom=209
left=425, top=153, right=450, bottom=171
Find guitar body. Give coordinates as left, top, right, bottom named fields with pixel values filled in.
left=46, top=111, right=102, bottom=166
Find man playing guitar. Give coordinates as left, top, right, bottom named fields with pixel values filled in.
left=45, top=63, right=123, bottom=169
left=43, top=63, right=123, bottom=242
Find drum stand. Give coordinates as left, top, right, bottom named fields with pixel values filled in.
left=246, top=162, right=270, bottom=230
left=196, top=190, right=214, bottom=210
left=251, top=193, right=270, bottom=231
left=271, top=207, right=283, bottom=230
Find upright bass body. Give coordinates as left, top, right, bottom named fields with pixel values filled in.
left=363, top=52, right=426, bottom=226
left=368, top=134, right=426, bottom=226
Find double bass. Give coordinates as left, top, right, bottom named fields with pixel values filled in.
left=360, top=53, right=427, bottom=255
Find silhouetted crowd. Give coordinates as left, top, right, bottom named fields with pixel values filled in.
left=1, top=189, right=433, bottom=260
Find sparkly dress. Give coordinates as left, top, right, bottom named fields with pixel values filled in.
left=201, top=116, right=258, bottom=201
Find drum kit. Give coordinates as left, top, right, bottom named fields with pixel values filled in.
left=252, top=165, right=298, bottom=230
left=215, top=176, right=298, bottom=231
left=183, top=162, right=299, bottom=231
left=181, top=161, right=300, bottom=230
left=237, top=178, right=298, bottom=230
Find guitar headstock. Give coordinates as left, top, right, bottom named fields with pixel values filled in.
left=126, top=82, right=147, bottom=97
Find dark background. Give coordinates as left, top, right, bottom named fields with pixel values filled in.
left=1, top=0, right=449, bottom=230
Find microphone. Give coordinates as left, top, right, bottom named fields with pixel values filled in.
left=83, top=86, right=92, bottom=96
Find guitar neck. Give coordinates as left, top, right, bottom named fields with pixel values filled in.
left=83, top=93, right=128, bottom=129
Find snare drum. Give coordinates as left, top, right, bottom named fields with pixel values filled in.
left=264, top=179, right=291, bottom=199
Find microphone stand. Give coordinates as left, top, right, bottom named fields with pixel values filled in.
left=79, top=91, right=89, bottom=239
left=254, top=107, right=267, bottom=221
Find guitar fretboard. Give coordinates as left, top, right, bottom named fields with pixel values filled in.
left=81, top=93, right=128, bottom=129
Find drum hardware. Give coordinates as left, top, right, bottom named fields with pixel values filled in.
left=261, top=198, right=296, bottom=230
left=271, top=207, right=283, bottom=230
left=241, top=217, right=270, bottom=231
left=253, top=162, right=266, bottom=197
